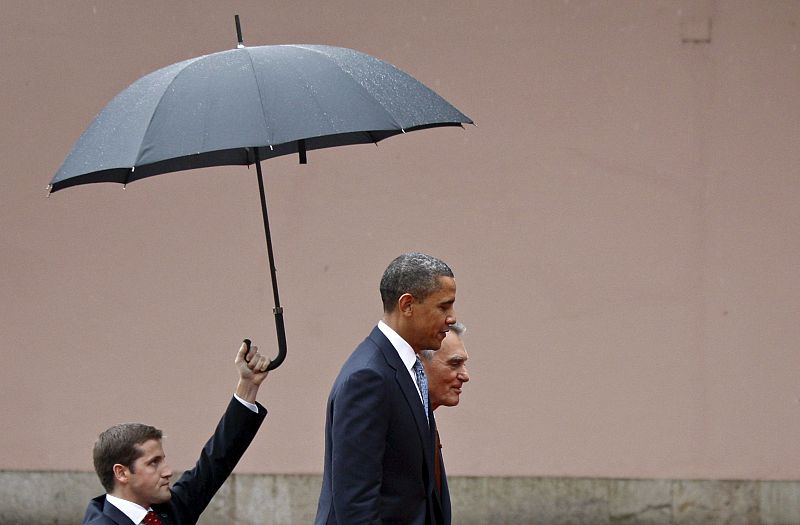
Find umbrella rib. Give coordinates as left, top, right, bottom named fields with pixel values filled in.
left=242, top=48, right=274, bottom=153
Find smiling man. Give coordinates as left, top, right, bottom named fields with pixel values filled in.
left=315, top=252, right=457, bottom=525
left=420, top=322, right=470, bottom=411
left=83, top=341, right=270, bottom=525
left=419, top=321, right=470, bottom=518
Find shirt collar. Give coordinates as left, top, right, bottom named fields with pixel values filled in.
left=377, top=320, right=417, bottom=371
left=105, top=494, right=150, bottom=525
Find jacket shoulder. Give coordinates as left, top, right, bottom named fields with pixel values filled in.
left=82, top=495, right=114, bottom=524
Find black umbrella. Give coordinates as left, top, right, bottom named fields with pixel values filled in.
left=49, top=17, right=472, bottom=370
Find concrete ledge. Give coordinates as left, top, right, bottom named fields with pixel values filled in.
left=1, top=471, right=798, bottom=524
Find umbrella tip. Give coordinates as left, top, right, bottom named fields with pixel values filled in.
left=235, top=14, right=245, bottom=48
left=45, top=185, right=52, bottom=198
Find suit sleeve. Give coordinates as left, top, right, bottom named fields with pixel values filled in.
left=331, top=367, right=388, bottom=524
left=168, top=397, right=267, bottom=524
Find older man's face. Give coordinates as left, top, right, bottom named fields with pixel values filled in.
left=424, top=331, right=470, bottom=409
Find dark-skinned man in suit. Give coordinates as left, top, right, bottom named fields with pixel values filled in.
left=315, top=252, right=457, bottom=525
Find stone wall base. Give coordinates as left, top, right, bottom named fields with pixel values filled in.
left=1, top=471, right=798, bottom=524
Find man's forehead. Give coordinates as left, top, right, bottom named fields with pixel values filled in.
left=439, top=339, right=468, bottom=361
left=135, top=438, right=165, bottom=456
left=434, top=276, right=456, bottom=296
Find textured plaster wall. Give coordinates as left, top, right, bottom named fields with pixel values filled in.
left=1, top=1, right=799, bottom=480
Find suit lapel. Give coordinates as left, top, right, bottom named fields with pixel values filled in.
left=99, top=497, right=174, bottom=525
left=369, top=328, right=431, bottom=442
left=102, top=497, right=137, bottom=525
left=397, top=365, right=432, bottom=441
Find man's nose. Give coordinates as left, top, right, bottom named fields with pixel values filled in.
left=162, top=465, right=173, bottom=479
left=459, top=367, right=469, bottom=382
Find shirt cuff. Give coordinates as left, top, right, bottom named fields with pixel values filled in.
left=234, top=393, right=259, bottom=413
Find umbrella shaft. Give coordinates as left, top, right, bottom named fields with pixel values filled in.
left=255, top=153, right=281, bottom=309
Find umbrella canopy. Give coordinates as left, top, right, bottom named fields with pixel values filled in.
left=50, top=44, right=472, bottom=191
left=49, top=38, right=471, bottom=370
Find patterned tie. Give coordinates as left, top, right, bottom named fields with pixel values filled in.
left=413, top=357, right=430, bottom=424
left=143, top=511, right=165, bottom=525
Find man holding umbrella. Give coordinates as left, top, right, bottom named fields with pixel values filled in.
left=83, top=341, right=270, bottom=525
left=315, top=252, right=456, bottom=525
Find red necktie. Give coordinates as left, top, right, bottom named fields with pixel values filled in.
left=143, top=511, right=164, bottom=525
left=434, top=429, right=442, bottom=494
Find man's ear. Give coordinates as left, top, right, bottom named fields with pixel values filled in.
left=113, top=464, right=130, bottom=486
left=398, top=293, right=415, bottom=316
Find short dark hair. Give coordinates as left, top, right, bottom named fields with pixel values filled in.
left=93, top=423, right=163, bottom=492
left=379, top=252, right=454, bottom=312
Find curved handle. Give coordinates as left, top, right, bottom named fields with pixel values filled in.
left=242, top=307, right=287, bottom=371
left=267, top=307, right=287, bottom=370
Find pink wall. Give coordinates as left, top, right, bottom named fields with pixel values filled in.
left=1, top=1, right=799, bottom=479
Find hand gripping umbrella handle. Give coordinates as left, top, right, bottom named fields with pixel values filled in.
left=243, top=322, right=286, bottom=371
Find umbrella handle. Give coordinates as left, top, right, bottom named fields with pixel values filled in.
left=243, top=328, right=286, bottom=371
left=268, top=307, right=287, bottom=370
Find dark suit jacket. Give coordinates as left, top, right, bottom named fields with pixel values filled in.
left=314, top=326, right=450, bottom=525
left=83, top=397, right=267, bottom=525
left=437, top=433, right=451, bottom=525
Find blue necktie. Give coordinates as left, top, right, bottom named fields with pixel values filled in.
left=413, top=357, right=430, bottom=424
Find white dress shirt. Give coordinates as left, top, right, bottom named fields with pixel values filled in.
left=377, top=320, right=424, bottom=404
left=105, top=494, right=150, bottom=524
left=233, top=393, right=258, bottom=413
